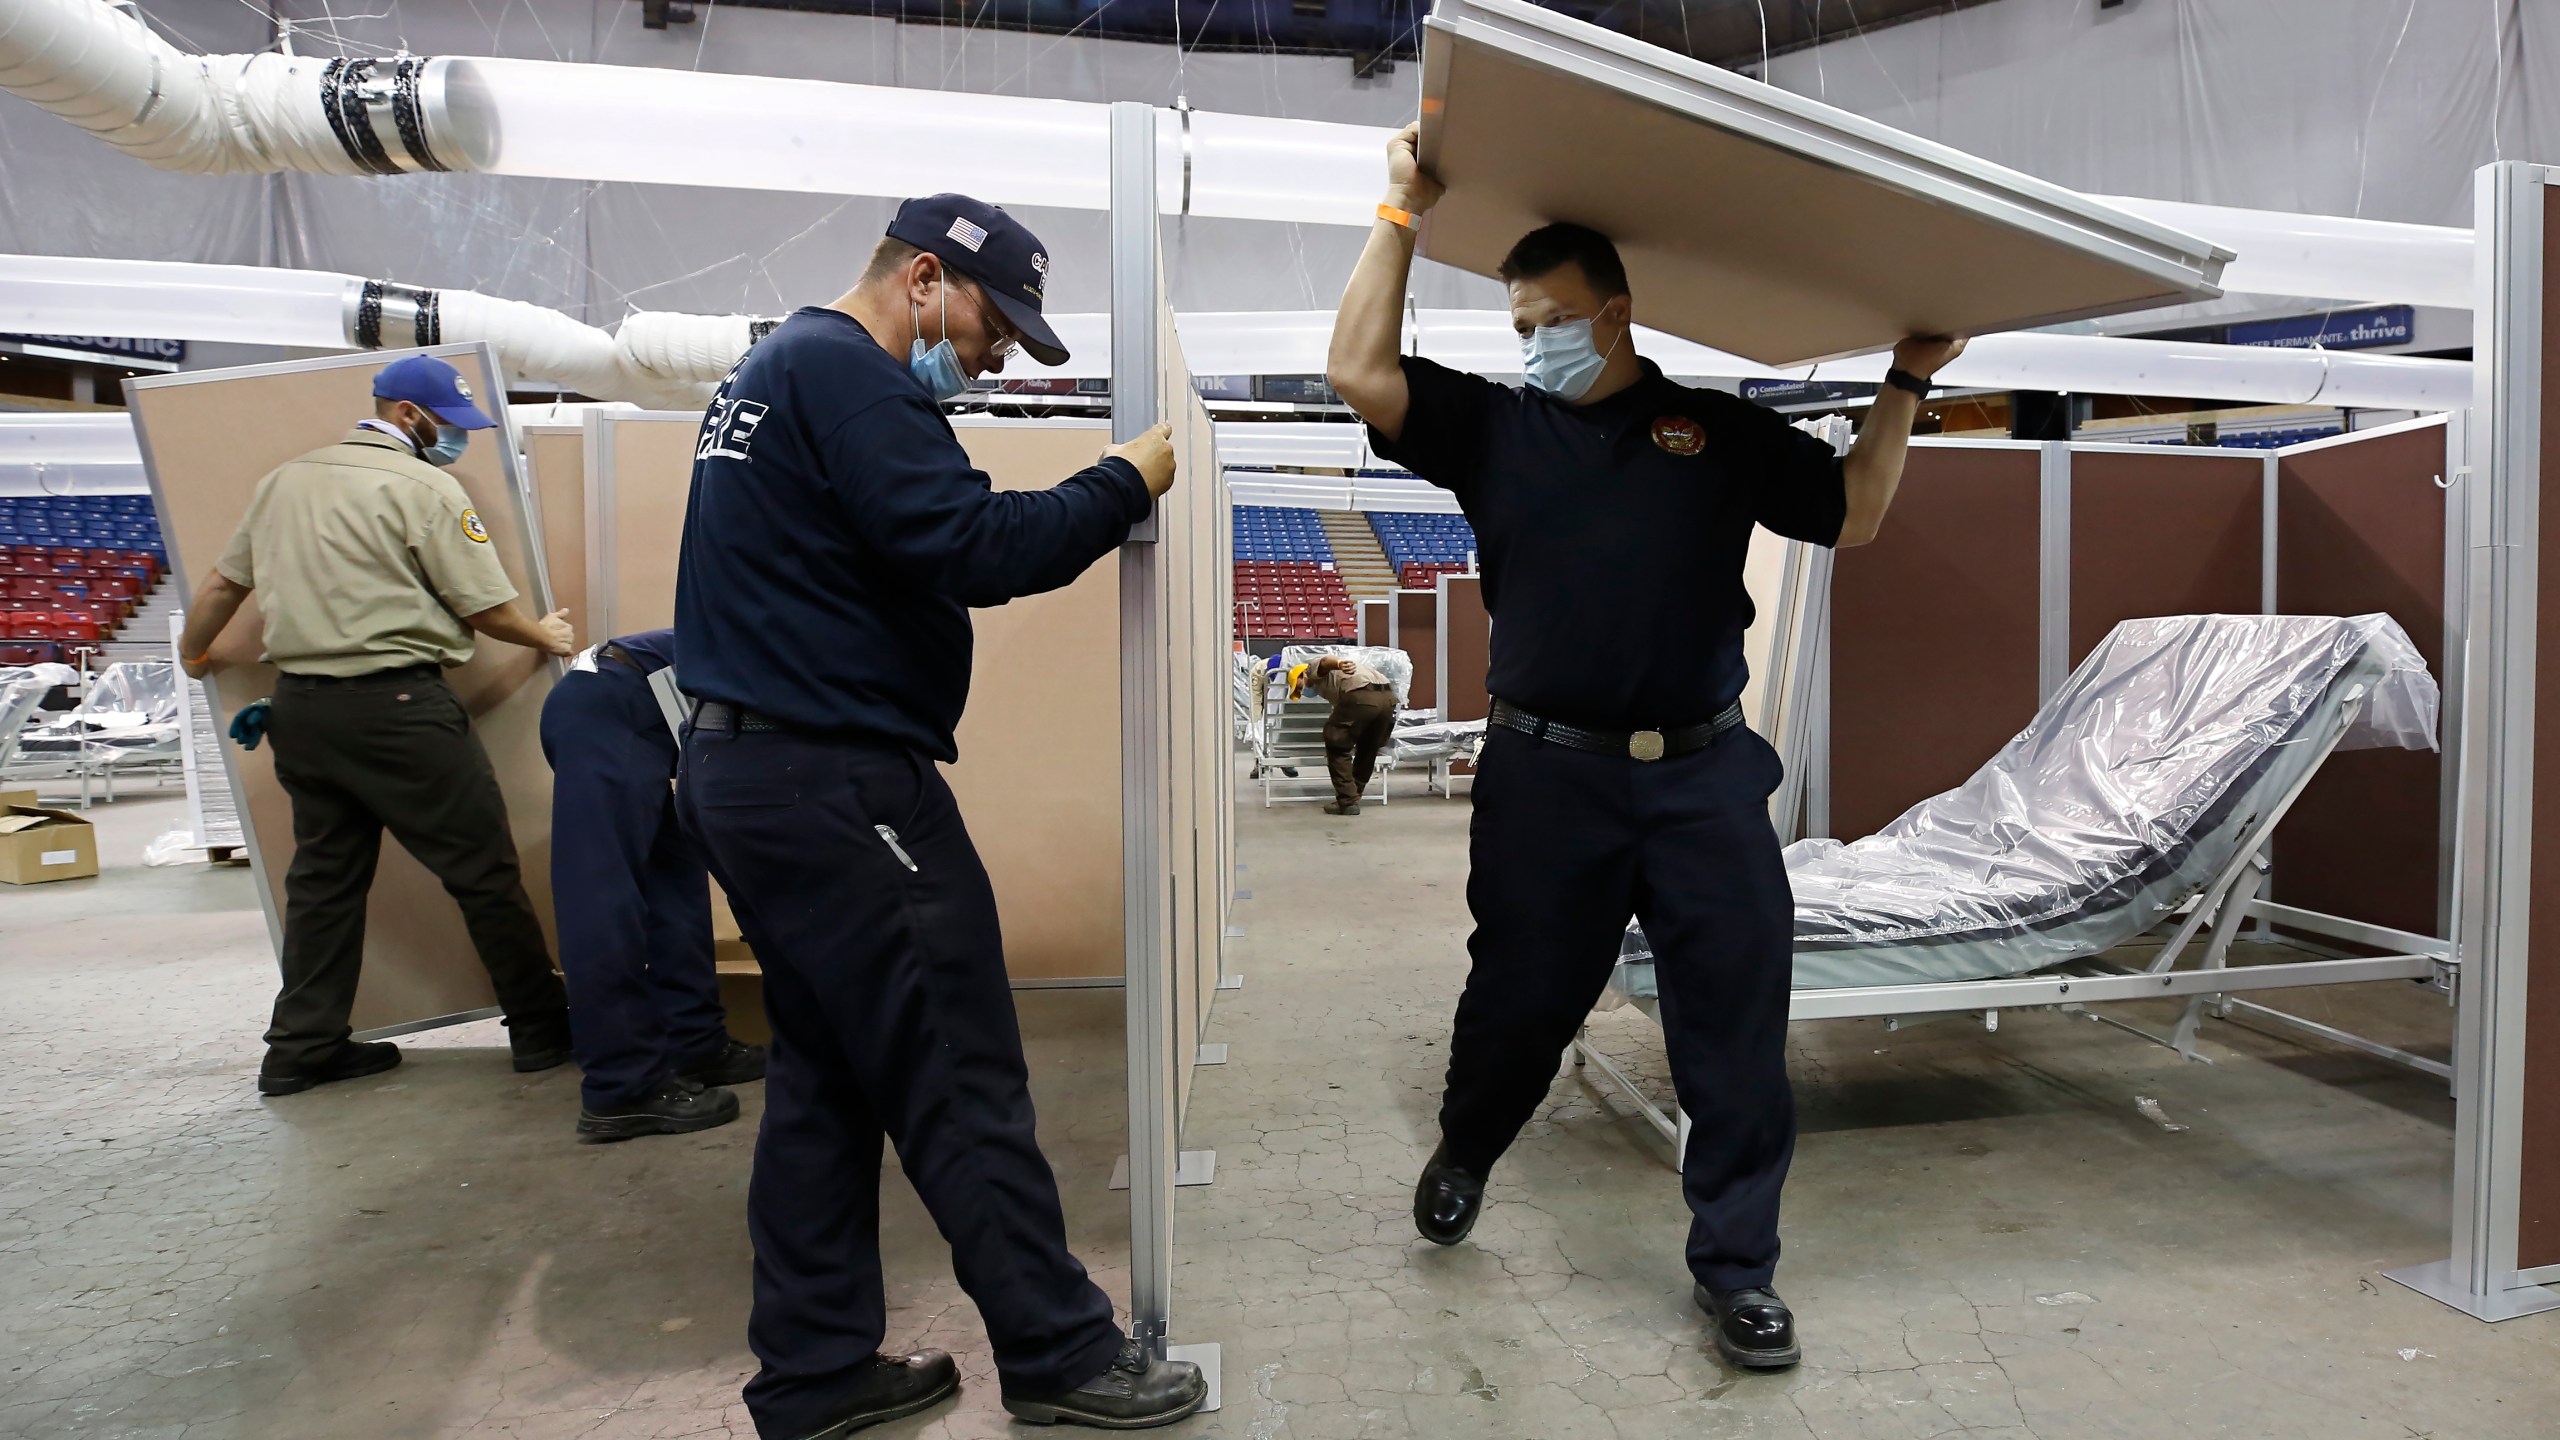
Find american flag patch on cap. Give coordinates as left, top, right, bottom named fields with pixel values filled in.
left=946, top=216, right=988, bottom=251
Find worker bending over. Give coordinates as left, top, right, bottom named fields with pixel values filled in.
left=179, top=354, right=578, bottom=1098
left=1327, top=125, right=1963, bottom=1371
left=673, top=195, right=1204, bottom=1437
left=540, top=627, right=765, bottom=1144
left=1308, top=653, right=1396, bottom=815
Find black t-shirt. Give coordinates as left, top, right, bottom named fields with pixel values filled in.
left=674, top=308, right=1151, bottom=760
left=1367, top=355, right=1847, bottom=729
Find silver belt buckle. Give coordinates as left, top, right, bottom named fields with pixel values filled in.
left=1628, top=729, right=1665, bottom=762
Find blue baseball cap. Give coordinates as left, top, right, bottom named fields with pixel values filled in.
left=373, top=354, right=497, bottom=430
left=886, top=193, right=1069, bottom=366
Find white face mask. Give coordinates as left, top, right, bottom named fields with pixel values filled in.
left=1519, top=314, right=1622, bottom=401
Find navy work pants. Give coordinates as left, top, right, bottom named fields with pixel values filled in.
left=676, top=725, right=1122, bottom=1439
left=540, top=664, right=727, bottom=1112
left=1438, top=722, right=1797, bottom=1292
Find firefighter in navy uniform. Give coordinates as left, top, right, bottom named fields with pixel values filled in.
left=671, top=195, right=1205, bottom=1439
left=540, top=627, right=765, bottom=1145
left=1327, top=126, right=1966, bottom=1371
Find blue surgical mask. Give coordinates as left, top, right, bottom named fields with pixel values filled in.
left=422, top=423, right=470, bottom=468
left=1520, top=316, right=1621, bottom=401
left=909, top=286, right=967, bottom=403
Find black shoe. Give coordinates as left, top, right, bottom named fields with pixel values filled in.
left=1695, top=1283, right=1800, bottom=1369
left=784, top=1350, right=960, bottom=1439
left=1412, top=1143, right=1484, bottom=1246
left=506, top=1010, right=575, bottom=1073
left=1001, top=1338, right=1207, bottom=1429
left=577, top=1080, right=741, bottom=1143
left=677, top=1037, right=767, bottom=1087
left=257, top=1040, right=402, bottom=1096
left=1323, top=801, right=1362, bottom=816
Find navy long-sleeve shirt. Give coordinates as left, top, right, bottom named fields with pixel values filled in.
left=674, top=307, right=1151, bottom=760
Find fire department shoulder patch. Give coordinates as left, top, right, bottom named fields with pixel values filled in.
left=1651, top=416, right=1705, bottom=456
left=460, top=508, right=490, bottom=544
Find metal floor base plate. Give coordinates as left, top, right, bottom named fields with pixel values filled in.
left=1196, top=1044, right=1228, bottom=1065
left=1218, top=973, right=1244, bottom=991
left=1109, top=1150, right=1216, bottom=1190
left=1165, top=1342, right=1222, bottom=1413
left=2384, top=1260, right=2560, bottom=1321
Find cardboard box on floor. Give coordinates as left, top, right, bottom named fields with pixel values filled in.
left=0, top=787, right=37, bottom=812
left=0, top=805, right=99, bottom=885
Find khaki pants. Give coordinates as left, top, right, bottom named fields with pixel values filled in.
left=1323, top=685, right=1398, bottom=805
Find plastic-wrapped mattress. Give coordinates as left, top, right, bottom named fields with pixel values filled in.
left=1615, top=614, right=2438, bottom=998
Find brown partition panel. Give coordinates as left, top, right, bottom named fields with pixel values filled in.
left=1438, top=574, right=1491, bottom=724
left=131, top=346, right=559, bottom=1033
left=1357, top=598, right=1388, bottom=648
left=2068, top=450, right=2261, bottom=663
left=946, top=423, right=1129, bottom=983
left=1829, top=445, right=2041, bottom=841
left=2527, top=186, right=2560, bottom=1269
left=521, top=426, right=587, bottom=632
left=2272, top=424, right=2449, bottom=942
left=1394, top=589, right=1440, bottom=712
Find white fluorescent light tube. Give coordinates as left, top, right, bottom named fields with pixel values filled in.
left=0, top=255, right=352, bottom=348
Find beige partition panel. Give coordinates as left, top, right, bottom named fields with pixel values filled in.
left=129, top=344, right=560, bottom=1035
left=585, top=410, right=703, bottom=638
left=520, top=423, right=588, bottom=631
left=583, top=411, right=1134, bottom=985
left=947, top=421, right=1132, bottom=984
left=1157, top=297, right=1227, bottom=1120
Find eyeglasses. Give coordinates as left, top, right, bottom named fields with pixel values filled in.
left=956, top=282, right=1021, bottom=359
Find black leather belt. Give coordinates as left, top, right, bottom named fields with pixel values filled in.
left=598, top=642, right=645, bottom=673
left=691, top=700, right=786, bottom=733
left=278, top=663, right=440, bottom=688
left=1489, top=697, right=1744, bottom=762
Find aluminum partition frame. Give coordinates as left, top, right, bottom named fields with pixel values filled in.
left=2036, top=441, right=2071, bottom=702
left=124, top=341, right=551, bottom=1038
left=2386, top=161, right=2560, bottom=1322
left=1110, top=101, right=1180, bottom=1366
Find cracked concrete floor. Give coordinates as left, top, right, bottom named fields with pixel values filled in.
left=6, top=781, right=2557, bottom=1439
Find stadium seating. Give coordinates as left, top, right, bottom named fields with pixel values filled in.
left=1231, top=505, right=1354, bottom=640
left=1368, top=511, right=1476, bottom=571
left=0, top=496, right=167, bottom=662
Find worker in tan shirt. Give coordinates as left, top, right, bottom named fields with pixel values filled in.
left=178, top=354, right=580, bottom=1098
left=1308, top=653, right=1398, bottom=815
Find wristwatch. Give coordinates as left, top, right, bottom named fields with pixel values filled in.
left=1883, top=367, right=1932, bottom=398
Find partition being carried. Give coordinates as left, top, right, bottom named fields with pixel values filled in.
left=127, top=343, right=561, bottom=1038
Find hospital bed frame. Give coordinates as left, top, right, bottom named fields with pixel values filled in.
left=1571, top=685, right=2456, bottom=1164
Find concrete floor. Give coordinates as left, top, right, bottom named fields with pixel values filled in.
left=4, top=777, right=2555, bottom=1438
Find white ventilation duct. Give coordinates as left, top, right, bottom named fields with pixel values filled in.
left=0, top=0, right=2471, bottom=307
left=0, top=254, right=759, bottom=407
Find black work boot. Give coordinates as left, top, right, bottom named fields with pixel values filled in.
left=505, top=1010, right=575, bottom=1073
left=1000, top=1338, right=1207, bottom=1428
left=1695, top=1283, right=1800, bottom=1369
left=783, top=1350, right=960, bottom=1439
left=1323, top=800, right=1362, bottom=816
left=258, top=1040, right=402, bottom=1097
left=576, top=1080, right=741, bottom=1143
left=1412, top=1142, right=1484, bottom=1246
left=677, top=1037, right=767, bottom=1087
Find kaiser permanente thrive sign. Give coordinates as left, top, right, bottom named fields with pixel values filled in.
left=2224, top=306, right=2413, bottom=352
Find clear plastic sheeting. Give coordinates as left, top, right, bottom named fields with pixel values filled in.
left=1276, top=645, right=1415, bottom=707
left=1619, top=614, right=2437, bottom=997
left=10, top=661, right=185, bottom=773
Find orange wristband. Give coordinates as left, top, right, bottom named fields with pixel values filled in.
left=1376, top=202, right=1418, bottom=231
